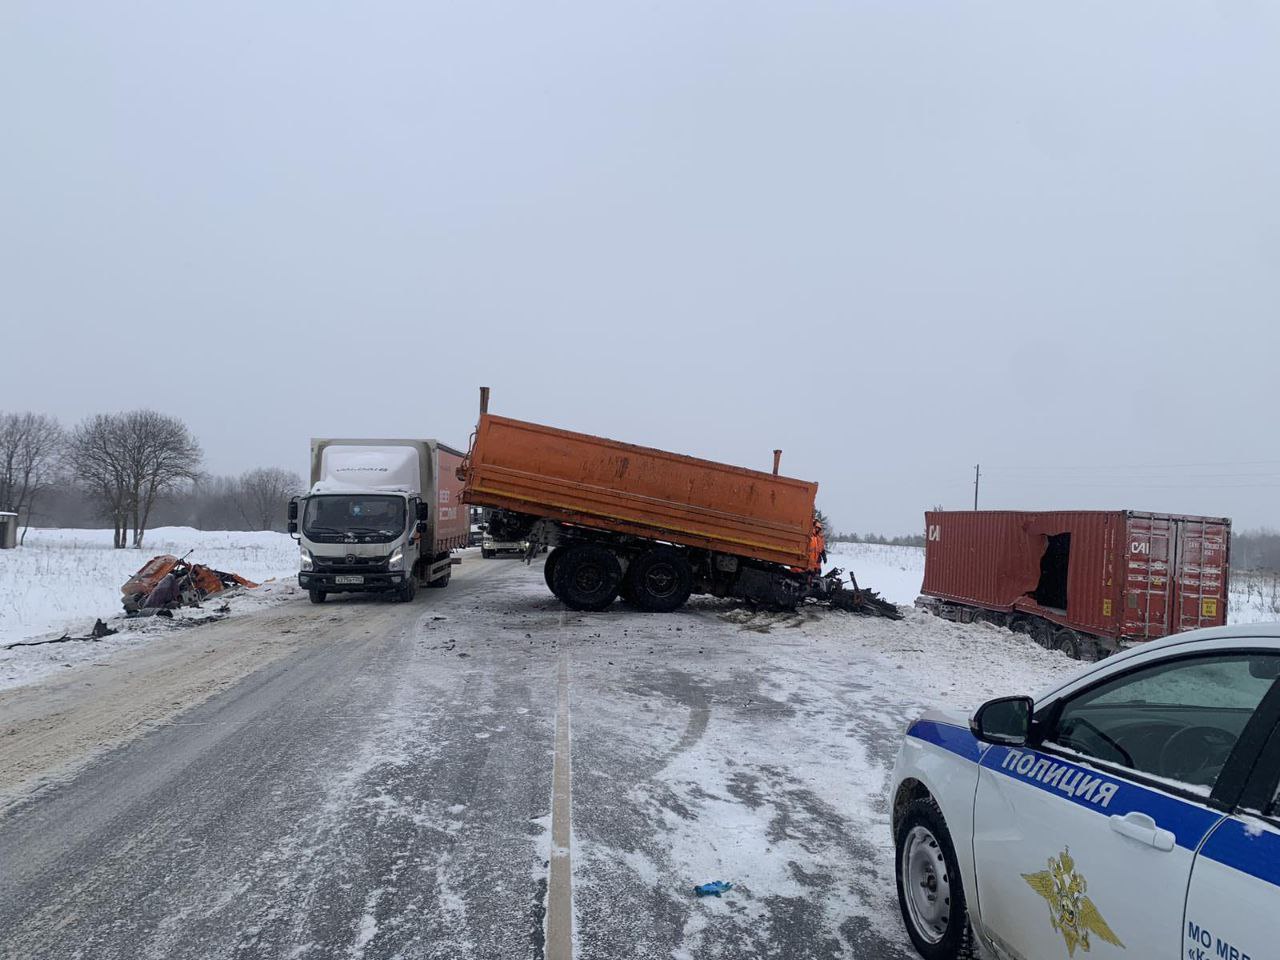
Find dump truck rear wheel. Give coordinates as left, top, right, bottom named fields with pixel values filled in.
left=308, top=589, right=326, bottom=604
left=553, top=544, right=621, bottom=611
left=544, top=547, right=566, bottom=597
left=626, top=547, right=692, bottom=612
left=429, top=566, right=450, bottom=588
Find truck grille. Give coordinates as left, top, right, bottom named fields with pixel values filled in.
left=313, top=554, right=389, bottom=573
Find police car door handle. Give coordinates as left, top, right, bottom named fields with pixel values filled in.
left=1109, top=812, right=1176, bottom=852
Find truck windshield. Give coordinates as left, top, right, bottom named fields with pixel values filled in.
left=303, top=495, right=406, bottom=542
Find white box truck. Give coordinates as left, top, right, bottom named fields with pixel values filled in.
left=288, top=439, right=469, bottom=603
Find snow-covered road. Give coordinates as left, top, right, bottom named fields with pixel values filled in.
left=0, top=551, right=1078, bottom=960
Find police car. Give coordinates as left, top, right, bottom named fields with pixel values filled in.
left=890, top=623, right=1280, bottom=960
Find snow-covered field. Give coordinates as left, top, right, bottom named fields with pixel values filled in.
left=0, top=527, right=300, bottom=691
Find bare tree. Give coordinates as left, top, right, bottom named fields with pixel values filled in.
left=66, top=411, right=202, bottom=548
left=119, top=410, right=202, bottom=548
left=0, top=412, right=66, bottom=543
left=237, top=467, right=302, bottom=531
left=67, top=414, right=131, bottom=547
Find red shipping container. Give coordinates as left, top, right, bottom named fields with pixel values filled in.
left=921, top=510, right=1230, bottom=650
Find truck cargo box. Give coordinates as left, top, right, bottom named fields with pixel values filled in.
left=461, top=414, right=819, bottom=570
left=921, top=510, right=1230, bottom=645
left=309, top=438, right=469, bottom=555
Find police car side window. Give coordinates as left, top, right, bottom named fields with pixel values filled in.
left=1049, top=654, right=1280, bottom=793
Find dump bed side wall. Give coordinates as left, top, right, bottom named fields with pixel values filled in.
left=463, top=415, right=818, bottom=569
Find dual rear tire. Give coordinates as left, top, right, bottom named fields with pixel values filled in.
left=545, top=544, right=693, bottom=613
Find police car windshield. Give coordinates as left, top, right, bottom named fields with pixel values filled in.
left=303, top=495, right=405, bottom=541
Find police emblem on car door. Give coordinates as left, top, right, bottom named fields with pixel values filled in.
left=1022, top=849, right=1123, bottom=956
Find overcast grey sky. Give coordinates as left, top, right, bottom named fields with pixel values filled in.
left=2, top=1, right=1277, bottom=534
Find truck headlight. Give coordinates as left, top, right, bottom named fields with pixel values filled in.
left=300, top=548, right=314, bottom=571
left=387, top=548, right=404, bottom=570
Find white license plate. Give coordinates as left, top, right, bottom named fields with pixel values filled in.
left=334, top=575, right=364, bottom=585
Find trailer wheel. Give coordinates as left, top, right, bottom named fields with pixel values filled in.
left=626, top=547, right=692, bottom=613
left=309, top=588, right=326, bottom=604
left=553, top=544, right=621, bottom=611
left=544, top=547, right=565, bottom=597
left=1052, top=629, right=1084, bottom=660
left=1053, top=629, right=1100, bottom=661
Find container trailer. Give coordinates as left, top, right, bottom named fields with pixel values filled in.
left=458, top=389, right=898, bottom=616
left=916, top=509, right=1230, bottom=658
left=289, top=439, right=468, bottom=603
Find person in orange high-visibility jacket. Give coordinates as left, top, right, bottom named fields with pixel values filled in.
left=808, top=516, right=827, bottom=572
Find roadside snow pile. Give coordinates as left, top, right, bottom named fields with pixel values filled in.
left=0, top=527, right=300, bottom=691
left=824, top=541, right=924, bottom=607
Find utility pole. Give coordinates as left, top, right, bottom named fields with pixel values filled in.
left=973, top=464, right=981, bottom=510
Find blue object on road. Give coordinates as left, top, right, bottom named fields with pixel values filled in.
left=694, top=881, right=733, bottom=897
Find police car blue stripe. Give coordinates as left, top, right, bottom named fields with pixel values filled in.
left=1199, top=817, right=1280, bottom=889
left=979, top=744, right=1223, bottom=851
left=905, top=719, right=984, bottom=763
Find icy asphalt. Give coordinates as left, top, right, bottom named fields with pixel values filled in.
left=0, top=554, right=1075, bottom=960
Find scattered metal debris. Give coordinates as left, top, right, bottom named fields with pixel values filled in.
left=122, top=551, right=259, bottom=616
left=4, top=619, right=118, bottom=650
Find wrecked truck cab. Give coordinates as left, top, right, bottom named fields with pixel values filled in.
left=121, top=554, right=259, bottom=615
left=296, top=439, right=468, bottom=605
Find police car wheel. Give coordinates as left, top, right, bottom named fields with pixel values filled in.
left=895, top=798, right=973, bottom=959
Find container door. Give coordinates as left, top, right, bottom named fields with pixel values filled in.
left=1123, top=516, right=1173, bottom=640
left=1171, top=518, right=1230, bottom=631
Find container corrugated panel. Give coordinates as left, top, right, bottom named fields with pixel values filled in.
left=1122, top=512, right=1230, bottom=639
left=462, top=414, right=818, bottom=569
left=923, top=510, right=1230, bottom=643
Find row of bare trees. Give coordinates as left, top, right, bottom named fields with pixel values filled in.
left=0, top=410, right=302, bottom=548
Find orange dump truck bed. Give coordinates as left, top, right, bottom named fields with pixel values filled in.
left=461, top=414, right=819, bottom=570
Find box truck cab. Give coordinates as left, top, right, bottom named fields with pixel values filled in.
left=289, top=439, right=468, bottom=604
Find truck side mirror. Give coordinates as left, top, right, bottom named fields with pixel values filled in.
left=287, top=520, right=298, bottom=535
left=970, top=696, right=1033, bottom=746
left=287, top=499, right=299, bottom=521
left=417, top=501, right=430, bottom=523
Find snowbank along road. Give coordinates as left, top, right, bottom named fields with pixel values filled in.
left=0, top=551, right=1079, bottom=960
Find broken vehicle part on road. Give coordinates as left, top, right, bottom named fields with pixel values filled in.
left=121, top=552, right=260, bottom=615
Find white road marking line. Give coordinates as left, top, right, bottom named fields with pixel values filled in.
left=546, top=646, right=573, bottom=960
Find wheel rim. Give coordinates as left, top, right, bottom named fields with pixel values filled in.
left=901, top=825, right=951, bottom=945
left=573, top=565, right=606, bottom=595
left=642, top=562, right=679, bottom=599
